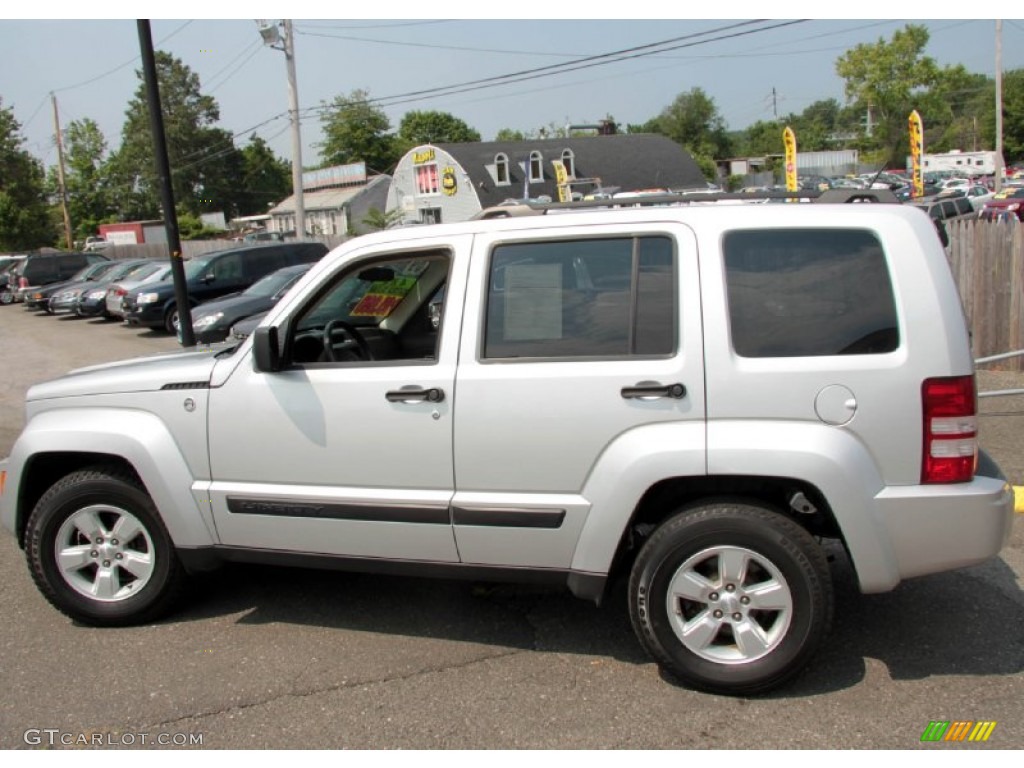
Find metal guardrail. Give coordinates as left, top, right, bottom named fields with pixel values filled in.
left=976, top=349, right=1024, bottom=398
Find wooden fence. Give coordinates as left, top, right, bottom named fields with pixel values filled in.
left=947, top=218, right=1024, bottom=370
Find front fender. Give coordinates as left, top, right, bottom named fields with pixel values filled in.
left=3, top=407, right=217, bottom=548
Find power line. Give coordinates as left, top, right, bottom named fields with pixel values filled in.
left=51, top=20, right=194, bottom=94
left=163, top=20, right=812, bottom=177
left=206, top=42, right=263, bottom=94
left=299, top=20, right=454, bottom=31
left=369, top=20, right=810, bottom=109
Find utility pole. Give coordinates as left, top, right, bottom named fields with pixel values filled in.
left=51, top=94, right=73, bottom=250
left=258, top=20, right=306, bottom=238
left=137, top=19, right=194, bottom=347
left=863, top=103, right=874, bottom=138
left=772, top=87, right=778, bottom=120
left=995, top=20, right=1005, bottom=193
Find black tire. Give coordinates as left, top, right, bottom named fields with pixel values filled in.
left=628, top=501, right=832, bottom=695
left=24, top=466, right=187, bottom=626
left=163, top=304, right=179, bottom=335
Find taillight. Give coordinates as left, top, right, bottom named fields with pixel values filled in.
left=922, top=376, right=977, bottom=483
left=18, top=277, right=27, bottom=288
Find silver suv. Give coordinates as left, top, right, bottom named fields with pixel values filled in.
left=0, top=197, right=1013, bottom=695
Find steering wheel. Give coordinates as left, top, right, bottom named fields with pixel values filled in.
left=323, top=320, right=373, bottom=361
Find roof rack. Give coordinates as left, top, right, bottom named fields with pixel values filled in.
left=473, top=188, right=901, bottom=219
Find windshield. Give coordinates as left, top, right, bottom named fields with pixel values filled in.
left=244, top=267, right=308, bottom=298
left=73, top=261, right=115, bottom=281
left=106, top=261, right=152, bottom=281
left=123, top=262, right=163, bottom=281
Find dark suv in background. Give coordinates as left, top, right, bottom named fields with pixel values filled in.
left=12, top=252, right=110, bottom=301
left=124, top=241, right=328, bottom=333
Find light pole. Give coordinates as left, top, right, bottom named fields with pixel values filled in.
left=258, top=19, right=306, bottom=238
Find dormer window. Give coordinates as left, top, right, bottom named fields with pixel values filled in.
left=495, top=153, right=509, bottom=185
left=529, top=151, right=544, bottom=182
left=561, top=149, right=575, bottom=178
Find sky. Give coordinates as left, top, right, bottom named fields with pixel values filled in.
left=2, top=6, right=1023, bottom=177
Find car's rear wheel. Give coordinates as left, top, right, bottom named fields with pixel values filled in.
left=629, top=501, right=832, bottom=695
left=24, top=466, right=186, bottom=626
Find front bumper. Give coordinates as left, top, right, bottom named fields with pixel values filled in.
left=124, top=299, right=166, bottom=328
left=75, top=295, right=109, bottom=317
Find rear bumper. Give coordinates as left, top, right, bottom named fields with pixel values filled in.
left=870, top=470, right=1014, bottom=590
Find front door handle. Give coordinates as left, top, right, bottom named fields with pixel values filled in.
left=621, top=381, right=686, bottom=400
left=385, top=386, right=445, bottom=403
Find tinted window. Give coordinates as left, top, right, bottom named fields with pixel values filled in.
left=724, top=229, right=899, bottom=357
left=484, top=236, right=676, bottom=359
left=242, top=249, right=283, bottom=279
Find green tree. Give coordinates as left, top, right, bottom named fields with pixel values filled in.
left=0, top=98, right=54, bottom=249
left=737, top=119, right=785, bottom=157
left=361, top=206, right=405, bottom=232
left=641, top=87, right=732, bottom=179
left=106, top=51, right=244, bottom=221
left=494, top=128, right=526, bottom=142
left=998, top=69, right=1024, bottom=161
left=319, top=89, right=398, bottom=172
left=397, top=110, right=480, bottom=149
left=47, top=118, right=113, bottom=240
left=236, top=134, right=292, bottom=216
left=835, top=24, right=941, bottom=165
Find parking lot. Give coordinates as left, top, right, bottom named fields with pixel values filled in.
left=0, top=305, right=1021, bottom=750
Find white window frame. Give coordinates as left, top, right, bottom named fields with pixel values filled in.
left=529, top=151, right=544, bottom=182
left=561, top=149, right=575, bottom=178
left=495, top=153, right=510, bottom=185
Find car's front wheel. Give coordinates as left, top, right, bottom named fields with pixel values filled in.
left=164, top=304, right=180, bottom=335
left=24, top=466, right=186, bottom=626
left=629, top=501, right=832, bottom=695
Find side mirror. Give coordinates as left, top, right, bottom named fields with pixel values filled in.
left=202, top=272, right=216, bottom=284
left=252, top=326, right=281, bottom=372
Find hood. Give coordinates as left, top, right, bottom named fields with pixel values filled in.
left=27, top=346, right=221, bottom=401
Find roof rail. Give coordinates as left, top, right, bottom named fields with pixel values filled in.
left=472, top=188, right=901, bottom=219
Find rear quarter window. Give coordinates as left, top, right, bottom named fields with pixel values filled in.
left=723, top=228, right=899, bottom=357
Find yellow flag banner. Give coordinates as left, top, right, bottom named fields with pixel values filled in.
left=909, top=110, right=924, bottom=199
left=551, top=160, right=570, bottom=202
left=783, top=127, right=797, bottom=193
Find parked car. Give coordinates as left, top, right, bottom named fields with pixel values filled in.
left=936, top=184, right=994, bottom=211
left=83, top=236, right=111, bottom=252
left=12, top=251, right=110, bottom=302
left=190, top=263, right=312, bottom=344
left=909, top=195, right=976, bottom=224
left=0, top=256, right=26, bottom=305
left=228, top=311, right=266, bottom=341
left=58, top=259, right=162, bottom=317
left=1, top=192, right=1012, bottom=697
left=124, top=242, right=327, bottom=334
left=104, top=262, right=173, bottom=320
left=978, top=186, right=1024, bottom=220
left=23, top=260, right=121, bottom=312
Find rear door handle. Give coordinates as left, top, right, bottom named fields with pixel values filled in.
left=621, top=381, right=686, bottom=400
left=385, top=386, right=445, bottom=403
